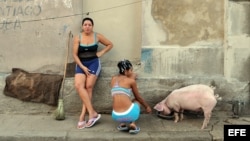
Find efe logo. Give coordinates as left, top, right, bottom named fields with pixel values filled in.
left=224, top=125, right=249, bottom=141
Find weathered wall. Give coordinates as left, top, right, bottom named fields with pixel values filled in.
left=0, top=0, right=143, bottom=115
left=81, top=0, right=142, bottom=63
left=0, top=0, right=142, bottom=73
left=141, top=0, right=224, bottom=77
left=138, top=0, right=250, bottom=115
left=152, top=0, right=224, bottom=46
left=141, top=0, right=250, bottom=82
left=0, top=0, right=250, bottom=116
left=225, top=0, right=250, bottom=81
left=0, top=0, right=80, bottom=74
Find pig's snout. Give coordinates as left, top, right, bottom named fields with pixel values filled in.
left=154, top=103, right=171, bottom=115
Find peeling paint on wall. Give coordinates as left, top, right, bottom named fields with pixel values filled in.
left=229, top=1, right=250, bottom=35
left=62, top=0, right=72, bottom=8
left=142, top=0, right=166, bottom=46
left=151, top=0, right=224, bottom=46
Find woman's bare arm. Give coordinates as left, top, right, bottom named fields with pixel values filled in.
left=131, top=79, right=151, bottom=113
left=96, top=33, right=113, bottom=57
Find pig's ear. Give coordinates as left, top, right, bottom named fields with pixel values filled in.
left=154, top=103, right=164, bottom=111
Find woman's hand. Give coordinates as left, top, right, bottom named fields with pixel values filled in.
left=96, top=51, right=102, bottom=58
left=129, top=72, right=138, bottom=80
left=82, top=66, right=91, bottom=76
left=146, top=106, right=152, bottom=114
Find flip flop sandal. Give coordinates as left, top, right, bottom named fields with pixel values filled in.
left=129, top=126, right=140, bottom=134
left=77, top=121, right=86, bottom=129
left=117, top=125, right=129, bottom=131
left=85, top=114, right=101, bottom=128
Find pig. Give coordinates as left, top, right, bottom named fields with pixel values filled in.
left=154, top=84, right=221, bottom=129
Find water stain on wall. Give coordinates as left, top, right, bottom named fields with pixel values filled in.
left=141, top=48, right=153, bottom=73
left=151, top=0, right=224, bottom=46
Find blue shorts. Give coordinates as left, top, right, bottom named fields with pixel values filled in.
left=112, top=103, right=140, bottom=123
left=75, top=58, right=101, bottom=76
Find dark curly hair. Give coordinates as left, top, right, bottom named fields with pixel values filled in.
left=82, top=17, right=94, bottom=26
left=117, top=59, right=133, bottom=75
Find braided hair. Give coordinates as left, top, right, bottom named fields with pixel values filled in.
left=117, top=59, right=133, bottom=75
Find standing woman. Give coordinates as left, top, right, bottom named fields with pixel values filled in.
left=73, top=17, right=113, bottom=129
left=111, top=59, right=152, bottom=134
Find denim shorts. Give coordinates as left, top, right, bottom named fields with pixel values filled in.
left=75, top=58, right=101, bottom=76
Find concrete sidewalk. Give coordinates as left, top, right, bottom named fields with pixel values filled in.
left=0, top=111, right=250, bottom=141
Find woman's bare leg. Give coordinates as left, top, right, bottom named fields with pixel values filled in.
left=75, top=74, right=98, bottom=127
left=85, top=74, right=99, bottom=126
left=78, top=74, right=97, bottom=122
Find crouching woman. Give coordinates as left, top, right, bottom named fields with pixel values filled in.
left=110, top=59, right=152, bottom=134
